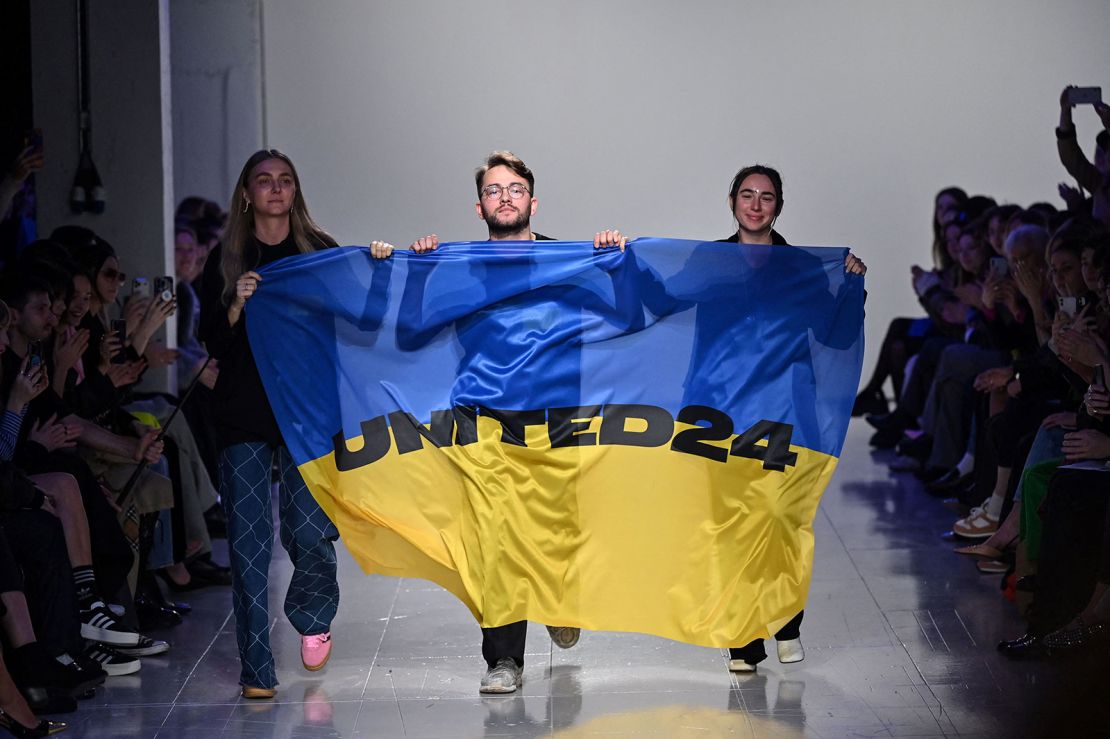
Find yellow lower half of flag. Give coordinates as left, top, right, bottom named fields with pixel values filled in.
left=299, top=419, right=837, bottom=648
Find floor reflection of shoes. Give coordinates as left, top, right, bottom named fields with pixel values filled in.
left=776, top=638, right=804, bottom=663
left=546, top=625, right=580, bottom=649
left=775, top=679, right=806, bottom=710
left=302, top=685, right=333, bottom=724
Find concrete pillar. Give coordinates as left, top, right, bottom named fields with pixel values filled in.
left=31, top=0, right=175, bottom=390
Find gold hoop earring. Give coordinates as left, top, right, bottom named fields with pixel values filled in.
left=242, top=199, right=249, bottom=213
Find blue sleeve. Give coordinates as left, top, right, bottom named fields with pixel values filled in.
left=0, top=407, right=27, bottom=462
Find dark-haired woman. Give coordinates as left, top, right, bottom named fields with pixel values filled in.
left=719, top=164, right=865, bottom=674
left=853, top=187, right=967, bottom=416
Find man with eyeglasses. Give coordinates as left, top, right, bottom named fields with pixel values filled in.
left=397, top=150, right=625, bottom=694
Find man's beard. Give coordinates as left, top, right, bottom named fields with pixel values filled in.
left=485, top=206, right=530, bottom=237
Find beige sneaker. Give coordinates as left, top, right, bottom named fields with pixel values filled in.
left=480, top=658, right=522, bottom=694
left=777, top=637, right=805, bottom=663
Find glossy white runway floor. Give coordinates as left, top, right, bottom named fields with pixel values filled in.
left=57, top=420, right=1108, bottom=737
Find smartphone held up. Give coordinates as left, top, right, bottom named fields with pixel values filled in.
left=1066, top=86, right=1102, bottom=106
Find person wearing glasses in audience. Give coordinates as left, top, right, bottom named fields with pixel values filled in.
left=382, top=150, right=628, bottom=694
left=718, top=164, right=865, bottom=674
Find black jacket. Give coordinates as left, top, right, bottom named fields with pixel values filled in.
left=198, top=235, right=307, bottom=448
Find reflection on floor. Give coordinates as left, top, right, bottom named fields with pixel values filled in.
left=57, top=420, right=1108, bottom=737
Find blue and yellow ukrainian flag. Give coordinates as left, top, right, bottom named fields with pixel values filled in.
left=247, top=238, right=865, bottom=647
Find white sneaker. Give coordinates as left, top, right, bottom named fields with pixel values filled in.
left=728, top=659, right=757, bottom=673
left=479, top=658, right=522, bottom=694
left=546, top=625, right=580, bottom=649
left=777, top=637, right=805, bottom=663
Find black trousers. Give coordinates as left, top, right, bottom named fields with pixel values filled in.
left=1027, top=470, right=1108, bottom=636
left=728, top=610, right=804, bottom=664
left=0, top=509, right=81, bottom=655
left=482, top=621, right=527, bottom=668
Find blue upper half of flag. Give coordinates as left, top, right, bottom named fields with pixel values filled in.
left=246, top=238, right=866, bottom=464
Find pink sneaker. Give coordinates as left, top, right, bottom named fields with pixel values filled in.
left=301, top=631, right=332, bottom=671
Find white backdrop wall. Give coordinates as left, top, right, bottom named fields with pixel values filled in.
left=171, top=0, right=263, bottom=208
left=250, top=0, right=1110, bottom=383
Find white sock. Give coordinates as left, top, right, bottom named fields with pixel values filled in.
left=984, top=492, right=1005, bottom=520
left=955, top=453, right=974, bottom=476
left=983, top=468, right=1011, bottom=520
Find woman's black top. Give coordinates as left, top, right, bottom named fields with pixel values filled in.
left=198, top=234, right=303, bottom=448
left=717, top=229, right=790, bottom=246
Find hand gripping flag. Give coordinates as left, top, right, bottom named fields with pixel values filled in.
left=247, top=238, right=865, bottom=647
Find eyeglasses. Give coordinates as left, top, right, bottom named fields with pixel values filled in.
left=480, top=183, right=531, bottom=201
left=737, top=189, right=777, bottom=205
left=101, top=268, right=127, bottom=283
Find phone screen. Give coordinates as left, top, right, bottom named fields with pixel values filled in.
left=131, top=278, right=151, bottom=299
left=989, top=257, right=1009, bottom=278
left=24, top=341, right=43, bottom=374
left=110, top=320, right=128, bottom=364
left=26, top=128, right=43, bottom=155
left=1067, top=86, right=1103, bottom=106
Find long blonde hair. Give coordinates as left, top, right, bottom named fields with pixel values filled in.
left=220, top=149, right=337, bottom=305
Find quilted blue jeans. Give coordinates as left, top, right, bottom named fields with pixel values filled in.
left=220, top=442, right=339, bottom=688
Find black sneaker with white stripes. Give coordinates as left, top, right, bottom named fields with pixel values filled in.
left=79, top=601, right=140, bottom=646
left=83, top=645, right=141, bottom=676
left=114, top=635, right=170, bottom=657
